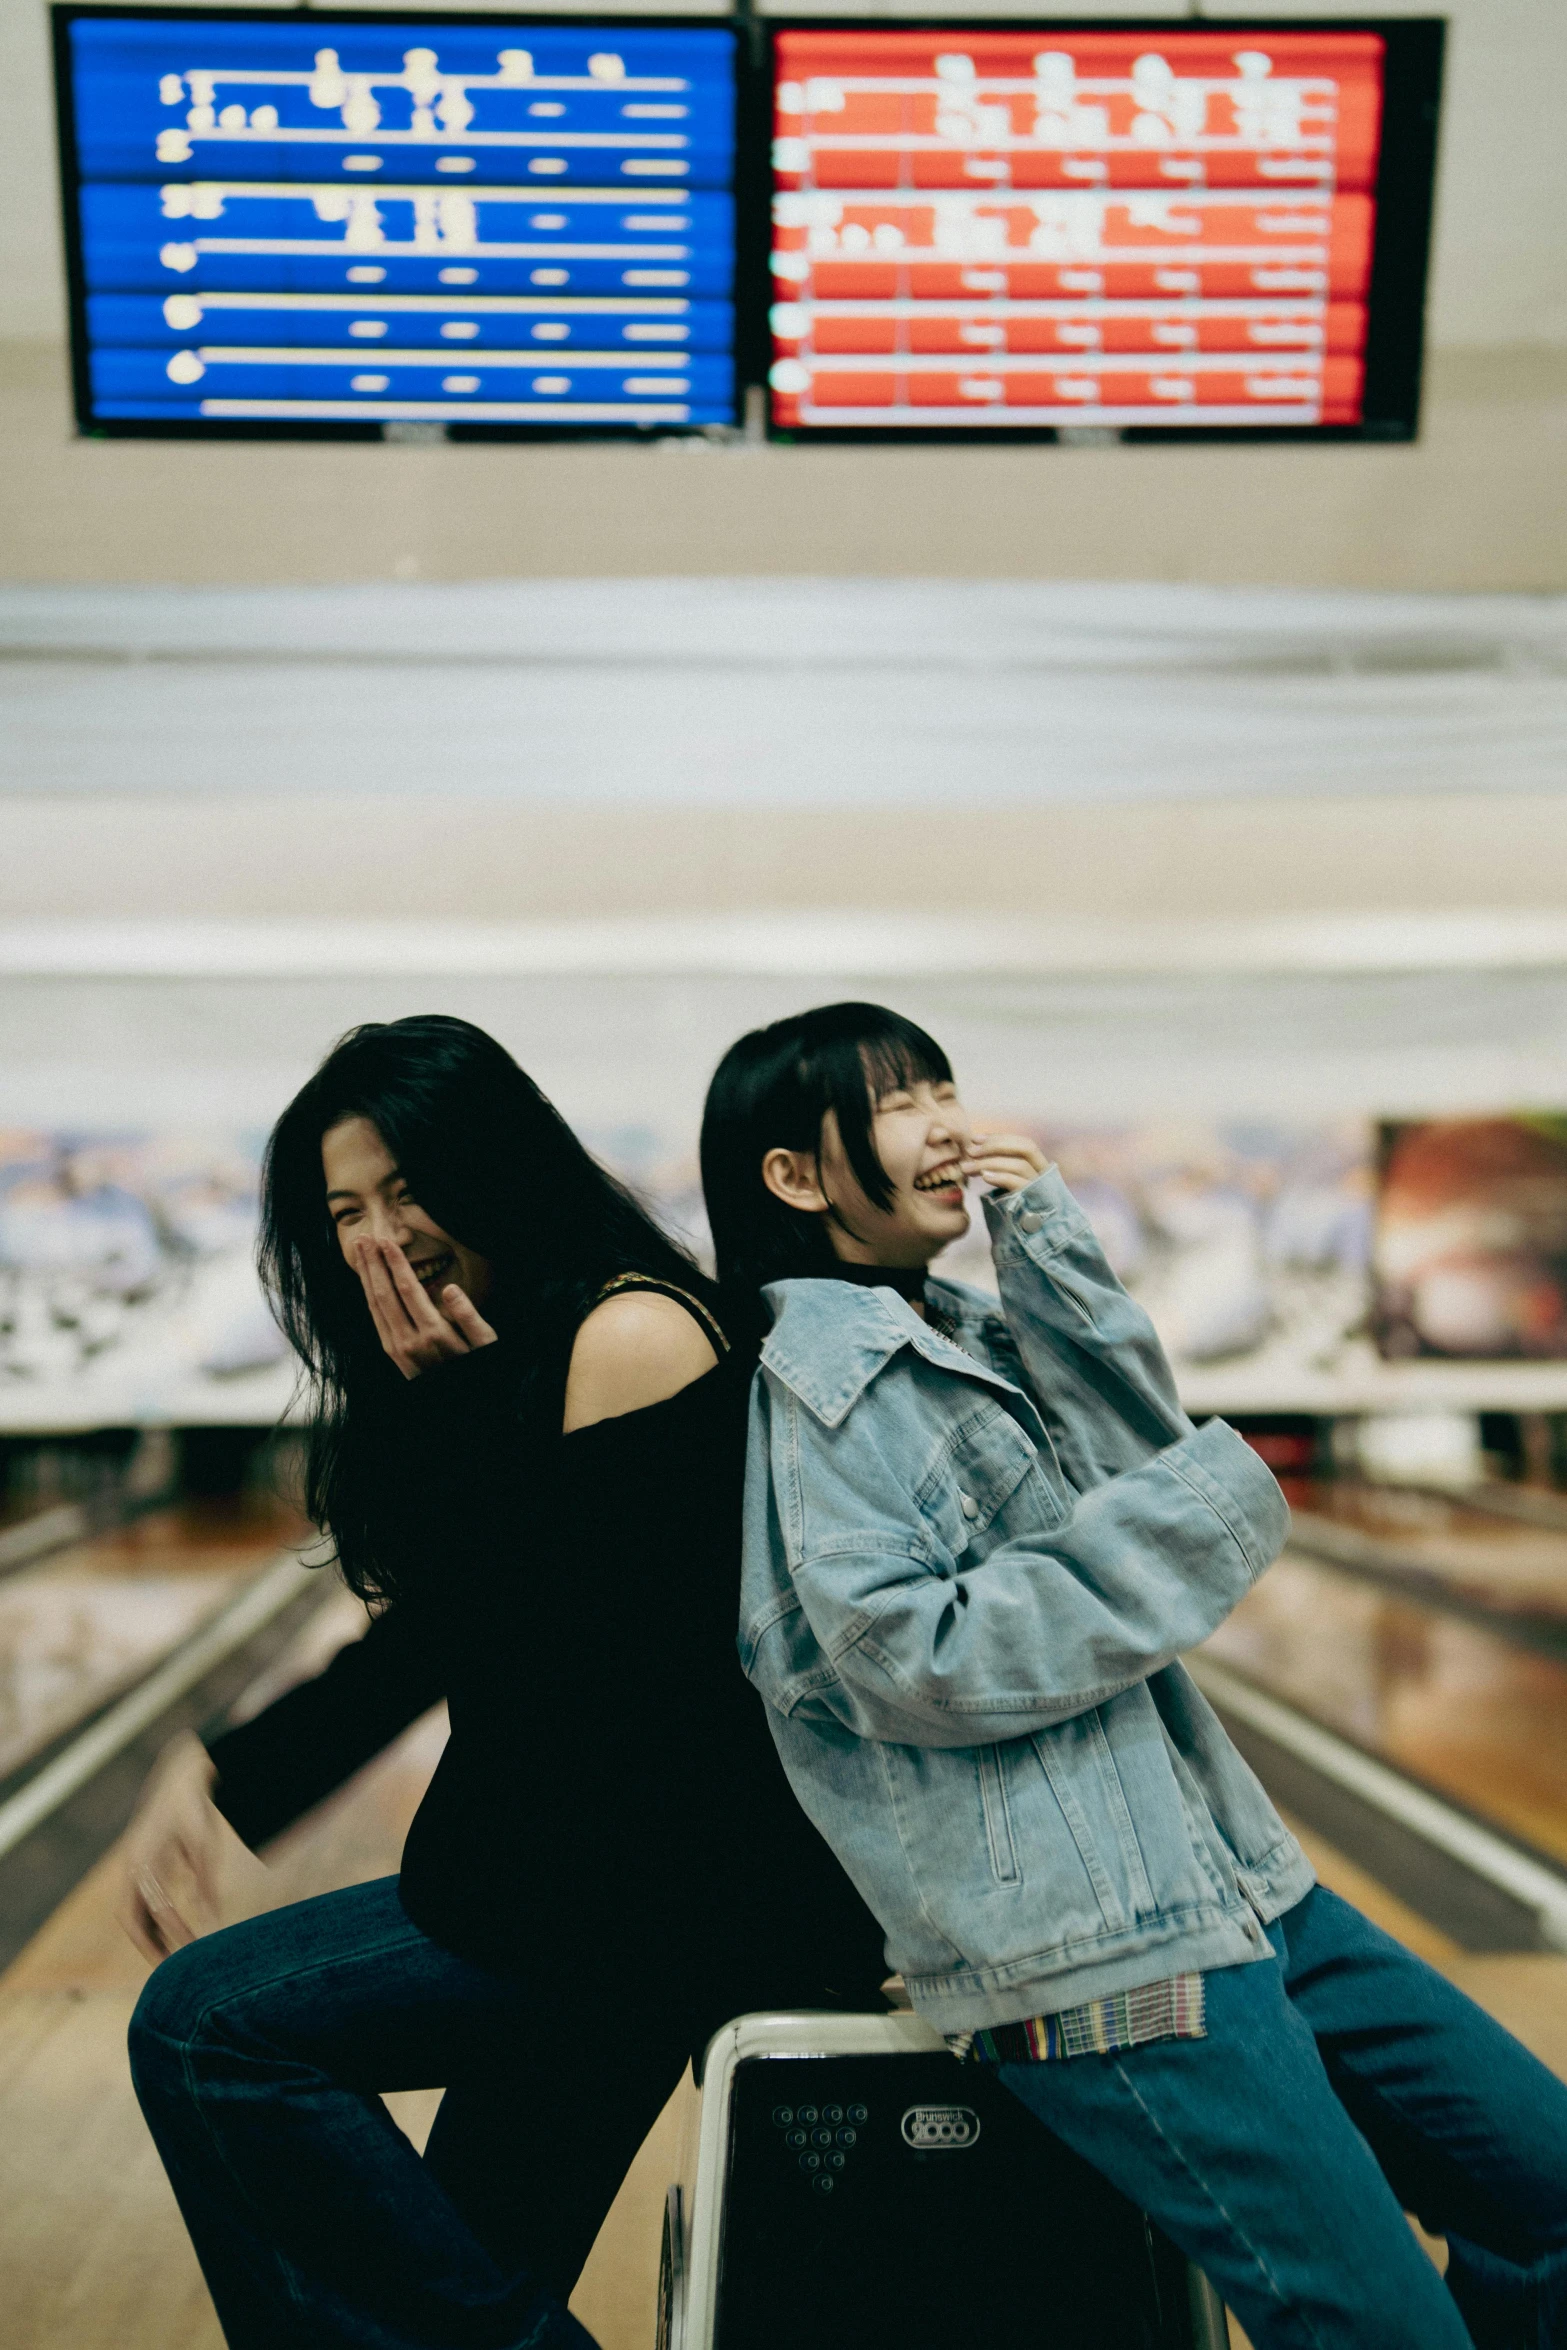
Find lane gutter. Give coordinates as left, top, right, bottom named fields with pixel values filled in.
left=1282, top=1516, right=1567, bottom=1662
left=0, top=1551, right=317, bottom=1863
left=1187, top=1654, right=1567, bottom=1954
left=0, top=1501, right=95, bottom=1578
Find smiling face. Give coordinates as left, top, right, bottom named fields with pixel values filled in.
left=764, top=1074, right=975, bottom=1270
left=322, top=1115, right=494, bottom=1312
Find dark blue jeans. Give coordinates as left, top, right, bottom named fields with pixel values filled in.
left=1002, top=1887, right=1567, bottom=2350
left=128, top=1875, right=701, bottom=2350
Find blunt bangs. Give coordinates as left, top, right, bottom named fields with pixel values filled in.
left=822, top=1014, right=953, bottom=1218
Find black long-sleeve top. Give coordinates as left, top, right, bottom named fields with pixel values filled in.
left=205, top=1334, right=888, bottom=2043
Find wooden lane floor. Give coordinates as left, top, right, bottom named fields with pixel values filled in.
left=0, top=1586, right=686, bottom=2350
left=2, top=1579, right=1566, bottom=2350
left=0, top=1494, right=305, bottom=1787
left=1202, top=1544, right=1567, bottom=1870
left=1282, top=1479, right=1567, bottom=1633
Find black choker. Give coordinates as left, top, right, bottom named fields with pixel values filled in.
left=831, top=1262, right=928, bottom=1305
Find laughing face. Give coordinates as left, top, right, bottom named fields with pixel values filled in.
left=761, top=1066, right=1051, bottom=1273
left=826, top=1075, right=977, bottom=1266
left=760, top=1074, right=975, bottom=1271
left=322, top=1115, right=494, bottom=1314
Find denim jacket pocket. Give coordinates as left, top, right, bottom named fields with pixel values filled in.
left=1082, top=1709, right=1158, bottom=1921
left=1031, top=1726, right=1132, bottom=1933
left=977, top=1743, right=1021, bottom=1886
left=911, top=1398, right=1057, bottom=1557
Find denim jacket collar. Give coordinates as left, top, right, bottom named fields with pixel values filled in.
left=760, top=1276, right=1022, bottom=1430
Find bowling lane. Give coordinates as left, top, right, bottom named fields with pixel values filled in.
left=0, top=1577, right=690, bottom=2350
left=1202, top=1543, right=1567, bottom=1868
left=1284, top=1478, right=1567, bottom=1632
left=0, top=1470, right=1563, bottom=2350
left=0, top=1493, right=305, bottom=1788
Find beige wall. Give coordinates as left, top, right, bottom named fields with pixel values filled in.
left=4, top=0, right=1565, bottom=587
left=6, top=789, right=1567, bottom=924
left=4, top=339, right=1565, bottom=587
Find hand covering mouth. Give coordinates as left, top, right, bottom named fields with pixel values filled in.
left=912, top=1160, right=965, bottom=1193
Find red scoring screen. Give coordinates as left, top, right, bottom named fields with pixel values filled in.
left=769, top=27, right=1384, bottom=432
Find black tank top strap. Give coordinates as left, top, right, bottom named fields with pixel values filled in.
left=590, top=1271, right=731, bottom=1357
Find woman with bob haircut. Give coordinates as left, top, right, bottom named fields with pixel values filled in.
left=116, top=1014, right=884, bottom=2350
left=700, top=999, right=1567, bottom=2350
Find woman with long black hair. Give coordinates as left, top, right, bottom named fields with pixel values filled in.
left=700, top=999, right=1567, bottom=2350
left=116, top=1014, right=884, bottom=2350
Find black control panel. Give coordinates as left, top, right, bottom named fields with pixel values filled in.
left=716, top=2051, right=1204, bottom=2350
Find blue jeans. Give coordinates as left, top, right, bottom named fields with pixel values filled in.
left=1001, top=1887, right=1567, bottom=2350
left=128, top=1876, right=703, bottom=2350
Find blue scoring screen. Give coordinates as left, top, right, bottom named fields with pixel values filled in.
left=64, top=12, right=739, bottom=430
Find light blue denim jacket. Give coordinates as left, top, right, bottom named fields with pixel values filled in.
left=739, top=1168, right=1315, bottom=2033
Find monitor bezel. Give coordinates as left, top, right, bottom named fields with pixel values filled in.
left=51, top=0, right=749, bottom=442
left=760, top=14, right=1446, bottom=447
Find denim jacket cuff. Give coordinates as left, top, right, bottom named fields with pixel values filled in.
left=1162, top=1418, right=1290, bottom=1579
left=982, top=1166, right=1080, bottom=1260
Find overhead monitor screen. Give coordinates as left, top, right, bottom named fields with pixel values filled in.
left=57, top=9, right=739, bottom=435
left=767, top=23, right=1441, bottom=441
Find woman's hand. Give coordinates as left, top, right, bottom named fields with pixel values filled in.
left=354, top=1236, right=498, bottom=1379
left=962, top=1131, right=1049, bottom=1195
left=113, top=1731, right=269, bottom=1962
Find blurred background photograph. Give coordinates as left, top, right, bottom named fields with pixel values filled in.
left=0, top=1128, right=288, bottom=1418
left=2, top=0, right=1566, bottom=2346
left=1374, top=1116, right=1567, bottom=1362
left=1030, top=1117, right=1374, bottom=1383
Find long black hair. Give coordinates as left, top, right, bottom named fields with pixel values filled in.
left=700, top=1001, right=952, bottom=1318
left=261, top=1014, right=715, bottom=1604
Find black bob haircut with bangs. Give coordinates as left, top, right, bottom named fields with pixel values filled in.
left=701, top=1001, right=952, bottom=1314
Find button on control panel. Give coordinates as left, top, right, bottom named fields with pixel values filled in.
left=771, top=2100, right=869, bottom=2194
